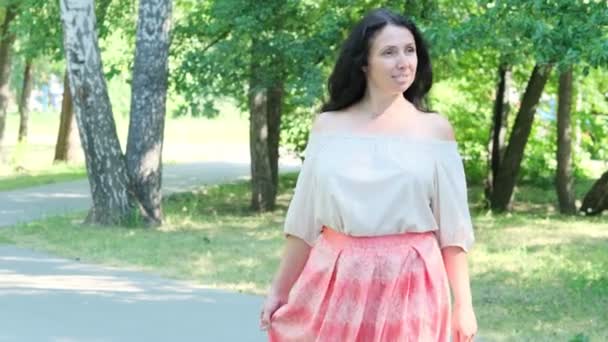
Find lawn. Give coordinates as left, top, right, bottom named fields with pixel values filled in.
left=0, top=163, right=87, bottom=192
left=0, top=102, right=249, bottom=191
left=0, top=173, right=606, bottom=341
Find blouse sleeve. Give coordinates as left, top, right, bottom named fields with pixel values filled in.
left=283, top=133, right=322, bottom=246
left=431, top=145, right=475, bottom=252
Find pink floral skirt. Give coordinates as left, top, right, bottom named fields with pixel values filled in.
left=268, top=226, right=450, bottom=342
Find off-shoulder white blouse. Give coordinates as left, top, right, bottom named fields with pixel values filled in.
left=283, top=131, right=475, bottom=252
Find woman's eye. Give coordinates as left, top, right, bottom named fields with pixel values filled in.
left=383, top=50, right=395, bottom=55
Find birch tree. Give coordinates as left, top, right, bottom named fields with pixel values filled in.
left=60, top=0, right=172, bottom=225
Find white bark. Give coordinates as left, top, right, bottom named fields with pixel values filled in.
left=125, top=0, right=172, bottom=225
left=60, top=0, right=133, bottom=224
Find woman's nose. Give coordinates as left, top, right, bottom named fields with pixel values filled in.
left=396, top=54, right=407, bottom=69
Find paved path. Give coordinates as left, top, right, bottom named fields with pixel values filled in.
left=1, top=161, right=297, bottom=228
left=0, top=161, right=300, bottom=342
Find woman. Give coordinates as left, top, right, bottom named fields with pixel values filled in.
left=260, top=8, right=477, bottom=342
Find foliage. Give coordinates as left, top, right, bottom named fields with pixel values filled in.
left=430, top=81, right=489, bottom=184
left=172, top=0, right=342, bottom=117
left=279, top=104, right=316, bottom=160
left=576, top=67, right=608, bottom=161
left=446, top=0, right=608, bottom=69
left=424, top=0, right=608, bottom=190
left=3, top=0, right=608, bottom=195
left=2, top=0, right=138, bottom=113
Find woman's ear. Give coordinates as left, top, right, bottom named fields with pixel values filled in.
left=362, top=66, right=367, bottom=73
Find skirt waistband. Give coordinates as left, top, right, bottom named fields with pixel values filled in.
left=321, top=225, right=437, bottom=250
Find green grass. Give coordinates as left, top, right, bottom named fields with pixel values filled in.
left=0, top=102, right=249, bottom=190
left=470, top=215, right=607, bottom=341
left=0, top=174, right=606, bottom=340
left=0, top=163, right=86, bottom=191
left=0, top=235, right=13, bottom=245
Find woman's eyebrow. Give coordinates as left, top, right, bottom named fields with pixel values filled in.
left=382, top=42, right=416, bottom=49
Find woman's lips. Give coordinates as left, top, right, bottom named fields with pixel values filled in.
left=392, top=74, right=409, bottom=83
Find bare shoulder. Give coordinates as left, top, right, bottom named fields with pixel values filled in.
left=425, top=112, right=456, bottom=141
left=310, top=111, right=347, bottom=133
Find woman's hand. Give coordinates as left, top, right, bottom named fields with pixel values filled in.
left=260, top=236, right=311, bottom=331
left=452, top=303, right=478, bottom=341
left=259, top=292, right=288, bottom=331
left=441, top=247, right=476, bottom=341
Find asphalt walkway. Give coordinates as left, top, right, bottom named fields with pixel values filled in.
left=0, top=161, right=300, bottom=342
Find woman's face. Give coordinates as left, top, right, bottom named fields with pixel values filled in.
left=364, top=24, right=418, bottom=95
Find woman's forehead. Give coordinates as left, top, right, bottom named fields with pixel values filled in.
left=371, top=25, right=415, bottom=49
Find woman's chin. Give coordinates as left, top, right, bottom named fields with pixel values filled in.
left=380, top=82, right=412, bottom=95
left=390, top=80, right=413, bottom=93
left=395, top=84, right=412, bottom=93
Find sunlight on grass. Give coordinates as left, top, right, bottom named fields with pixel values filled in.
left=0, top=175, right=606, bottom=340
left=469, top=213, right=608, bottom=341
left=0, top=163, right=87, bottom=191
left=0, top=105, right=249, bottom=190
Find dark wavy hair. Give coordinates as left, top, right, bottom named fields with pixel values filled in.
left=321, top=8, right=433, bottom=113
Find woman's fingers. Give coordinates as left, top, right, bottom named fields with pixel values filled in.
left=456, top=329, right=475, bottom=342
left=260, top=298, right=280, bottom=331
left=260, top=307, right=269, bottom=330
left=453, top=330, right=461, bottom=342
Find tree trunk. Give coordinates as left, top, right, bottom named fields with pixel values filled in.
left=249, top=88, right=275, bottom=211
left=485, top=63, right=511, bottom=201
left=125, top=0, right=172, bottom=226
left=555, top=66, right=577, bottom=214
left=60, top=0, right=133, bottom=225
left=490, top=64, right=553, bottom=212
left=267, top=82, right=284, bottom=197
left=580, top=170, right=608, bottom=216
left=249, top=82, right=284, bottom=212
left=54, top=71, right=80, bottom=163
left=249, top=37, right=275, bottom=211
left=0, top=5, right=17, bottom=153
left=18, top=58, right=33, bottom=143
left=55, top=0, right=111, bottom=165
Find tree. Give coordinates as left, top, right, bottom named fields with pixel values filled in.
left=576, top=68, right=608, bottom=213
left=0, top=3, right=17, bottom=154
left=443, top=0, right=608, bottom=211
left=172, top=0, right=351, bottom=211
left=248, top=35, right=281, bottom=210
left=54, top=71, right=80, bottom=162
left=60, top=0, right=132, bottom=224
left=9, top=0, right=129, bottom=163
left=17, top=58, right=32, bottom=142
left=555, top=66, right=576, bottom=214
left=5, top=0, right=73, bottom=162
left=485, top=63, right=512, bottom=199
left=55, top=0, right=114, bottom=163
left=580, top=170, right=608, bottom=216
left=490, top=64, right=553, bottom=210
left=172, top=0, right=412, bottom=211
left=125, top=0, right=172, bottom=224
left=60, top=0, right=172, bottom=225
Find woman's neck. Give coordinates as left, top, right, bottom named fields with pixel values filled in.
left=358, top=91, right=413, bottom=119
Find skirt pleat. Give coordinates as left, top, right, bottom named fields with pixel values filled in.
left=269, top=226, right=450, bottom=342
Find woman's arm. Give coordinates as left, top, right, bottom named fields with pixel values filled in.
left=442, top=246, right=477, bottom=341
left=260, top=235, right=311, bottom=330
left=269, top=235, right=312, bottom=297
left=442, top=246, right=472, bottom=307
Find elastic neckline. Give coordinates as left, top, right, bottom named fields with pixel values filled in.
left=311, top=131, right=459, bottom=146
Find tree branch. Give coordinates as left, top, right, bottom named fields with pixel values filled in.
left=200, top=30, right=230, bottom=55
